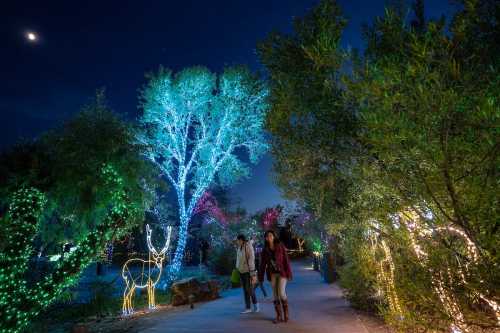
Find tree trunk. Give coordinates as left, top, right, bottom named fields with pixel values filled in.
left=170, top=213, right=190, bottom=280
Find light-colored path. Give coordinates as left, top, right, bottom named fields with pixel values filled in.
left=136, top=260, right=387, bottom=333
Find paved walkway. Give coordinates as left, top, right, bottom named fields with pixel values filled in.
left=134, top=260, right=388, bottom=333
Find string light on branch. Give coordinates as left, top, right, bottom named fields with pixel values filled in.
left=401, top=209, right=500, bottom=331
left=368, top=225, right=404, bottom=320
left=137, top=67, right=269, bottom=281
left=0, top=164, right=138, bottom=332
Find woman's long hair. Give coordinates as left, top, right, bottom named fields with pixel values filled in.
left=263, top=230, right=280, bottom=251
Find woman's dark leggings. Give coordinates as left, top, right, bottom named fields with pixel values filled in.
left=240, top=272, right=257, bottom=309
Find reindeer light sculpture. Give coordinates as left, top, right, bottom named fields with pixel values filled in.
left=122, top=224, right=172, bottom=315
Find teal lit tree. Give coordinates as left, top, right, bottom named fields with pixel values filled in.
left=137, top=66, right=268, bottom=279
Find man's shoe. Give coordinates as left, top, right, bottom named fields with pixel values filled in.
left=253, top=303, right=260, bottom=313
left=241, top=308, right=253, bottom=314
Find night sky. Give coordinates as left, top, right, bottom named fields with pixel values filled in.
left=1, top=0, right=455, bottom=213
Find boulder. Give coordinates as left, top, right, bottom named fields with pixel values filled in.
left=171, top=278, right=201, bottom=306
left=199, top=280, right=219, bottom=301
left=171, top=277, right=219, bottom=306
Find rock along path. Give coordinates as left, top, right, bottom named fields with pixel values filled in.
left=132, top=260, right=388, bottom=333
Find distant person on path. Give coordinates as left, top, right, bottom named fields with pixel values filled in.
left=258, top=230, right=292, bottom=323
left=199, top=238, right=210, bottom=265
left=236, top=234, right=259, bottom=314
left=253, top=238, right=270, bottom=300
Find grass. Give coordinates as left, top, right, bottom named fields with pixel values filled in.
left=31, top=281, right=172, bottom=332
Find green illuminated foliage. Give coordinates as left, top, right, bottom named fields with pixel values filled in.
left=40, top=90, right=155, bottom=244
left=346, top=1, right=500, bottom=329
left=261, top=0, right=500, bottom=331
left=258, top=0, right=358, bottom=231
left=0, top=91, right=157, bottom=249
left=0, top=165, right=138, bottom=332
left=0, top=92, right=156, bottom=331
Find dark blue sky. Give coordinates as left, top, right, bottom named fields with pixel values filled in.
left=0, top=0, right=455, bottom=213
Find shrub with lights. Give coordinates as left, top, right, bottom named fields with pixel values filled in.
left=260, top=0, right=500, bottom=331
left=0, top=164, right=137, bottom=333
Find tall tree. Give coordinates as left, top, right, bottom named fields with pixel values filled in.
left=257, top=0, right=357, bottom=225
left=0, top=91, right=155, bottom=250
left=42, top=91, right=156, bottom=244
left=259, top=0, right=500, bottom=330
left=137, top=66, right=268, bottom=278
left=0, top=92, right=157, bottom=331
left=347, top=0, right=500, bottom=330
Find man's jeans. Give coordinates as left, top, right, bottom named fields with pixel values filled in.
left=240, top=272, right=257, bottom=309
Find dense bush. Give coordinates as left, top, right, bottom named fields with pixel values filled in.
left=0, top=93, right=157, bottom=332
left=259, top=0, right=500, bottom=331
left=207, top=244, right=236, bottom=276
left=0, top=165, right=138, bottom=332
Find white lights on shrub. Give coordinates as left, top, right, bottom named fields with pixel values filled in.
left=379, top=240, right=403, bottom=316
left=369, top=222, right=404, bottom=319
left=402, top=210, right=500, bottom=331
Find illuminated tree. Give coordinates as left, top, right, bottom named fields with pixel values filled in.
left=261, top=0, right=500, bottom=330
left=350, top=1, right=500, bottom=328
left=0, top=91, right=156, bottom=255
left=260, top=206, right=281, bottom=230
left=0, top=165, right=137, bottom=333
left=194, top=191, right=228, bottom=225
left=258, top=0, right=354, bottom=223
left=138, top=66, right=268, bottom=278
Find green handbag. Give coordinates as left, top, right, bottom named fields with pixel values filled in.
left=231, top=268, right=241, bottom=285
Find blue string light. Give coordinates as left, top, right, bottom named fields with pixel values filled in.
left=138, top=67, right=269, bottom=281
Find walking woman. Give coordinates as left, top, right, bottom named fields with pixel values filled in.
left=258, top=230, right=292, bottom=323
left=236, top=234, right=259, bottom=313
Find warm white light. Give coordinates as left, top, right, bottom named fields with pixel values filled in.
left=26, top=32, right=37, bottom=41
left=401, top=209, right=500, bottom=329
left=122, top=224, right=172, bottom=315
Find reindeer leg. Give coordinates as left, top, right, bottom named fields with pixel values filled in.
left=147, top=280, right=152, bottom=309
left=122, top=278, right=131, bottom=315
left=125, top=289, right=133, bottom=315
left=148, top=279, right=155, bottom=309
left=129, top=285, right=136, bottom=314
left=151, top=281, right=156, bottom=309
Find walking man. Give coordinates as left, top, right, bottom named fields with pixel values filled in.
left=236, top=234, right=259, bottom=313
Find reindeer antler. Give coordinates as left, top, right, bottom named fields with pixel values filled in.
left=146, top=224, right=172, bottom=257
left=158, top=226, right=172, bottom=256
left=146, top=224, right=159, bottom=256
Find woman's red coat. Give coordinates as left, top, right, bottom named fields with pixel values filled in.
left=258, top=243, right=292, bottom=282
